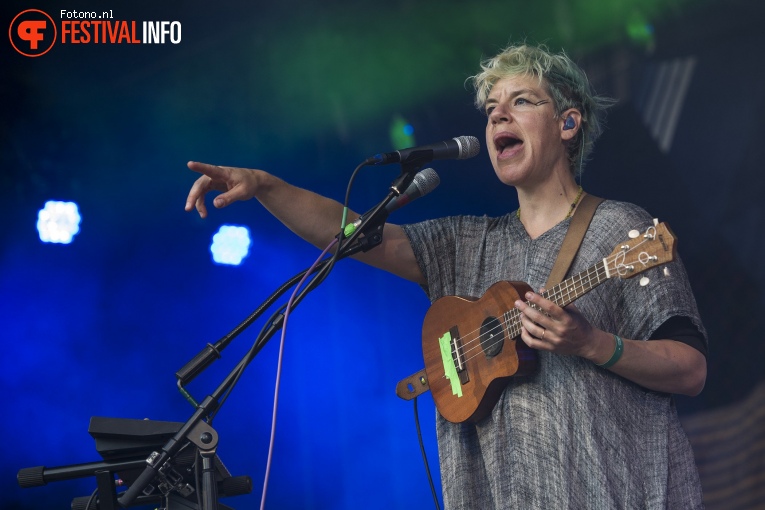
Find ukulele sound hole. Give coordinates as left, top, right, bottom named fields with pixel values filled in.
left=480, top=316, right=504, bottom=358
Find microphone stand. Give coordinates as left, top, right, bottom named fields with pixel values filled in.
left=118, top=161, right=425, bottom=509
left=174, top=161, right=423, bottom=389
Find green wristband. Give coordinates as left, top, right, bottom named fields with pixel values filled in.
left=596, top=334, right=623, bottom=369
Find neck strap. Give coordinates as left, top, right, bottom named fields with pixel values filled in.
left=545, top=193, right=604, bottom=289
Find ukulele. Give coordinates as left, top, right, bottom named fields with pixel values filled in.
left=418, top=220, right=677, bottom=423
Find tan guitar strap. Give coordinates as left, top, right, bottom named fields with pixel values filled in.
left=395, top=193, right=605, bottom=402
left=545, top=193, right=604, bottom=288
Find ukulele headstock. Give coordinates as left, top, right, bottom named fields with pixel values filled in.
left=606, top=220, right=676, bottom=281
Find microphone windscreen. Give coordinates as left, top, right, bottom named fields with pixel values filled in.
left=455, top=136, right=481, bottom=160
left=413, top=167, right=440, bottom=196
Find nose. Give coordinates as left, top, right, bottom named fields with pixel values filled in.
left=488, top=102, right=511, bottom=124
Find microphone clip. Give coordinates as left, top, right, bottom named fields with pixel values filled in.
left=337, top=191, right=395, bottom=257
left=343, top=159, right=422, bottom=247
left=389, top=160, right=422, bottom=196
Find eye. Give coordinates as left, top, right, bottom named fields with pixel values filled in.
left=514, top=97, right=531, bottom=106
left=485, top=105, right=495, bottom=116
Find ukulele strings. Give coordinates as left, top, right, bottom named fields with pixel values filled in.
left=449, top=234, right=652, bottom=368
left=454, top=262, right=609, bottom=367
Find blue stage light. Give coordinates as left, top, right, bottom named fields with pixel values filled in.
left=210, top=225, right=251, bottom=265
left=36, top=201, right=81, bottom=244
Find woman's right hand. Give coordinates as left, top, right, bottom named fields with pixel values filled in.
left=184, top=161, right=262, bottom=218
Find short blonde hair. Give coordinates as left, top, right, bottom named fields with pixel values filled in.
left=472, top=44, right=613, bottom=174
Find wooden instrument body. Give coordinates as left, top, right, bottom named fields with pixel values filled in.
left=418, top=221, right=676, bottom=424
left=422, top=281, right=538, bottom=423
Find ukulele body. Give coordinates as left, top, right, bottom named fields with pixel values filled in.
left=422, top=280, right=539, bottom=424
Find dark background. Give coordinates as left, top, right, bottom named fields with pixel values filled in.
left=2, top=0, right=764, bottom=508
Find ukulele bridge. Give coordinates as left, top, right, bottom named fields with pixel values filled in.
left=438, top=327, right=469, bottom=397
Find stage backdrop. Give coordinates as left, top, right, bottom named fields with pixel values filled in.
left=2, top=0, right=763, bottom=508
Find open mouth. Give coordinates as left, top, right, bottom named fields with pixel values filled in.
left=494, top=132, right=523, bottom=156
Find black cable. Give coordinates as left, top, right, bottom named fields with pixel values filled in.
left=317, top=159, right=370, bottom=290
left=205, top=257, right=340, bottom=424
left=208, top=303, right=288, bottom=423
left=209, top=235, right=343, bottom=424
left=206, top=159, right=373, bottom=423
left=121, top=231, right=355, bottom=506
left=414, top=397, right=442, bottom=510
left=83, top=487, right=98, bottom=510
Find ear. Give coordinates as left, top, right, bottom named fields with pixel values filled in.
left=560, top=109, right=582, bottom=141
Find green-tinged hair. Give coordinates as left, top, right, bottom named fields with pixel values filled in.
left=471, top=44, right=614, bottom=174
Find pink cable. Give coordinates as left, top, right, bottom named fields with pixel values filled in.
left=260, top=238, right=339, bottom=509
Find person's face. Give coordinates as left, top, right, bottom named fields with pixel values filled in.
left=484, top=74, right=570, bottom=188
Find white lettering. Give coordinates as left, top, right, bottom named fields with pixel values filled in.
left=145, top=21, right=158, bottom=43
left=144, top=21, right=181, bottom=44
left=60, top=10, right=98, bottom=19
left=170, top=21, right=181, bottom=44
left=160, top=21, right=171, bottom=43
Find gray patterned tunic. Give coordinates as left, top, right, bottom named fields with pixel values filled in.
left=401, top=200, right=706, bottom=510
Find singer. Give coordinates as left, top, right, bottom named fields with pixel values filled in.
left=185, top=43, right=706, bottom=509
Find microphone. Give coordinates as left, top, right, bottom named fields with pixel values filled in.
left=344, top=168, right=439, bottom=237
left=369, top=136, right=480, bottom=165
left=385, top=167, right=440, bottom=214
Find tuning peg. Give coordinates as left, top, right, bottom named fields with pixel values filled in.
left=640, top=277, right=650, bottom=286
left=653, top=218, right=659, bottom=226
left=628, top=230, right=640, bottom=239
left=663, top=267, right=670, bottom=277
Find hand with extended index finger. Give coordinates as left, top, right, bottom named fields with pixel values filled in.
left=184, top=161, right=261, bottom=218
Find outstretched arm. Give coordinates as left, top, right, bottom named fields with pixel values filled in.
left=184, top=162, right=425, bottom=284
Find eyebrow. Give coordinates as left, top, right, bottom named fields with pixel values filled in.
left=485, top=88, right=544, bottom=105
